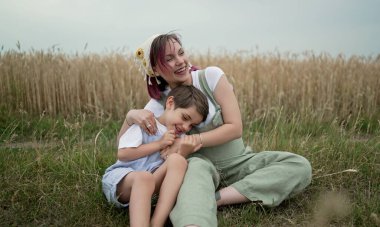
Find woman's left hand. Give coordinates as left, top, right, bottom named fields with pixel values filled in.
left=177, top=135, right=200, bottom=157
left=160, top=138, right=180, bottom=159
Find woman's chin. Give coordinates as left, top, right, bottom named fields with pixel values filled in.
left=174, top=73, right=190, bottom=82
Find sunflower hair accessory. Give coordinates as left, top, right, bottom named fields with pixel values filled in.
left=134, top=34, right=161, bottom=85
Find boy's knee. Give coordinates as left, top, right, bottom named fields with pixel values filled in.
left=167, top=153, right=188, bottom=168
left=132, top=172, right=155, bottom=188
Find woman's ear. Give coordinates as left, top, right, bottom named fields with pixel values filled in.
left=165, top=96, right=175, bottom=110
left=152, top=67, right=160, bottom=76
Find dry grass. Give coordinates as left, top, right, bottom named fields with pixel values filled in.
left=0, top=50, right=146, bottom=118
left=1, top=49, right=379, bottom=122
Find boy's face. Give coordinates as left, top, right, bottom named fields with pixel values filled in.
left=165, top=97, right=203, bottom=136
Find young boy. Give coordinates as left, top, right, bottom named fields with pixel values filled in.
left=102, top=85, right=209, bottom=227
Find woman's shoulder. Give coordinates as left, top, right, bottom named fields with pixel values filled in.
left=204, top=66, right=225, bottom=77
left=195, top=66, right=225, bottom=91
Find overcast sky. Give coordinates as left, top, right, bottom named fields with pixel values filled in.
left=1, top=0, right=379, bottom=56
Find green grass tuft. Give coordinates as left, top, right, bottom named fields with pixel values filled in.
left=1, top=112, right=379, bottom=226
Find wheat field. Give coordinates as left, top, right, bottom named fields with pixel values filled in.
left=0, top=49, right=379, bottom=226
left=1, top=49, right=379, bottom=121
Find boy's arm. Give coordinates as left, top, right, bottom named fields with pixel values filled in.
left=118, top=141, right=163, bottom=162
left=118, top=129, right=176, bottom=162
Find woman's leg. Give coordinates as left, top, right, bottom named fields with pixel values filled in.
left=218, top=151, right=312, bottom=207
left=216, top=186, right=249, bottom=207
left=170, top=156, right=220, bottom=227
left=151, top=154, right=188, bottom=227
left=117, top=171, right=155, bottom=227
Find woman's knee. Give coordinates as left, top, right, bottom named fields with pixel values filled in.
left=188, top=157, right=214, bottom=171
left=288, top=153, right=312, bottom=183
left=187, top=157, right=220, bottom=186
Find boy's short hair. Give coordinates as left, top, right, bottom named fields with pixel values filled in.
left=167, top=85, right=209, bottom=122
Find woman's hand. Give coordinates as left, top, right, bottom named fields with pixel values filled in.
left=177, top=135, right=200, bottom=157
left=127, top=109, right=157, bottom=135
left=161, top=135, right=202, bottom=159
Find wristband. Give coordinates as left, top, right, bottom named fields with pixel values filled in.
left=198, top=133, right=203, bottom=145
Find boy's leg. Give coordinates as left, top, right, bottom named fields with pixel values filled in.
left=117, top=171, right=155, bottom=227
left=151, top=154, right=188, bottom=227
left=170, top=156, right=220, bottom=227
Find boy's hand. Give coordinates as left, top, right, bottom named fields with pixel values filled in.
left=159, top=130, right=175, bottom=149
left=160, top=138, right=180, bottom=159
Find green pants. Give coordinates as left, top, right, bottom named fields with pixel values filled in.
left=170, top=138, right=312, bottom=227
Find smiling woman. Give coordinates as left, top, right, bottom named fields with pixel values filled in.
left=115, top=32, right=312, bottom=227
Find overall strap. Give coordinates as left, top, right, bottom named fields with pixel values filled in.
left=198, top=70, right=219, bottom=109
left=157, top=93, right=167, bottom=106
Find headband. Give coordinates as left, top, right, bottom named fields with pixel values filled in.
left=134, top=34, right=160, bottom=79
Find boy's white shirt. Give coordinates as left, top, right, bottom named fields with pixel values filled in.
left=106, top=119, right=168, bottom=174
left=118, top=118, right=167, bottom=149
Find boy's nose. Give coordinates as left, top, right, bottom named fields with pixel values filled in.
left=183, top=123, right=192, bottom=132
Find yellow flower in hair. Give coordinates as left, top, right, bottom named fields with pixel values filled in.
left=148, top=69, right=154, bottom=76
left=136, top=48, right=144, bottom=59
left=134, top=34, right=160, bottom=78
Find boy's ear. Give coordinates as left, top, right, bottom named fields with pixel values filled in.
left=166, top=96, right=175, bottom=109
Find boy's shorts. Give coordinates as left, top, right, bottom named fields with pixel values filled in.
left=102, top=167, right=133, bottom=208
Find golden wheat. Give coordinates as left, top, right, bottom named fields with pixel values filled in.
left=1, top=49, right=379, bottom=121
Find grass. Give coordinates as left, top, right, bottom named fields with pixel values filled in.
left=1, top=109, right=379, bottom=226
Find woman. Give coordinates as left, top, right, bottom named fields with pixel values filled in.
left=119, top=33, right=312, bottom=227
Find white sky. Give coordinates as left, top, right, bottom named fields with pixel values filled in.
left=1, top=0, right=379, bottom=56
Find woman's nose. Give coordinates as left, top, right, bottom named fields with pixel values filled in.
left=175, top=56, right=184, bottom=65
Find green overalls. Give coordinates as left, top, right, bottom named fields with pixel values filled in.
left=169, top=70, right=312, bottom=227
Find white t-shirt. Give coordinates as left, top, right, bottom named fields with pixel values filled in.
left=105, top=119, right=167, bottom=173
left=144, top=66, right=224, bottom=129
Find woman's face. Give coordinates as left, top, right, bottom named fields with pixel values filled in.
left=153, top=39, right=192, bottom=88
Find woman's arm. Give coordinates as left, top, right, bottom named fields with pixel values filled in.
left=117, top=99, right=165, bottom=144
left=117, top=109, right=157, bottom=143
left=200, top=75, right=243, bottom=147
left=117, top=96, right=167, bottom=144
